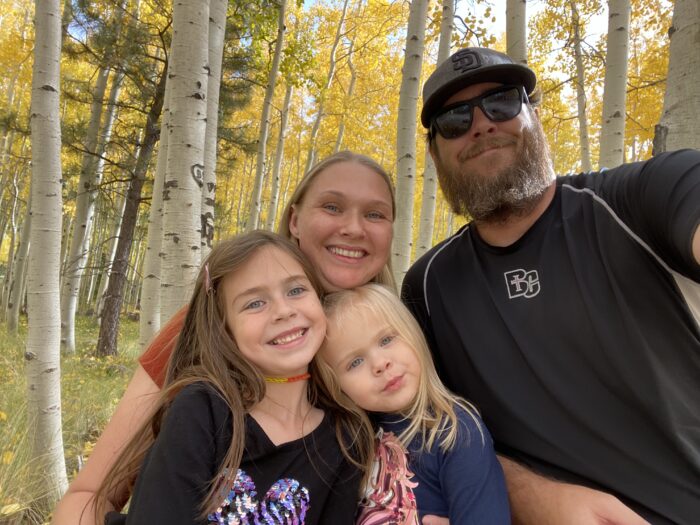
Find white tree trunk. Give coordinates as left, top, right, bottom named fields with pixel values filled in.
left=247, top=0, right=288, bottom=231
left=160, top=0, right=209, bottom=322
left=598, top=0, right=630, bottom=169
left=8, top=193, right=31, bottom=333
left=416, top=0, right=454, bottom=259
left=391, top=0, right=429, bottom=285
left=1, top=171, right=19, bottom=315
left=506, top=0, right=527, bottom=65
left=266, top=83, right=294, bottom=231
left=26, top=0, right=68, bottom=502
left=201, top=0, right=226, bottom=257
left=334, top=39, right=356, bottom=153
left=654, top=0, right=700, bottom=152
left=570, top=0, right=592, bottom=172
left=139, top=121, right=167, bottom=345
left=59, top=64, right=109, bottom=353
left=304, top=0, right=351, bottom=173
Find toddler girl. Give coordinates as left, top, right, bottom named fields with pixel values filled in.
left=318, top=284, right=510, bottom=524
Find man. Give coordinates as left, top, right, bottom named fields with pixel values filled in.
left=402, top=47, right=700, bottom=525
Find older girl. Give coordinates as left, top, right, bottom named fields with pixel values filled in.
left=100, top=231, right=373, bottom=524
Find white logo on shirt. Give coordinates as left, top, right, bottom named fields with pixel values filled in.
left=504, top=269, right=540, bottom=299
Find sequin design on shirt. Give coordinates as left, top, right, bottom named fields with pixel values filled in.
left=356, top=429, right=419, bottom=525
left=208, top=469, right=310, bottom=524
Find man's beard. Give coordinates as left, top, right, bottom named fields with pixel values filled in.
left=435, top=118, right=554, bottom=223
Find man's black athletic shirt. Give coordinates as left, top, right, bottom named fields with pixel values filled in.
left=402, top=149, right=700, bottom=524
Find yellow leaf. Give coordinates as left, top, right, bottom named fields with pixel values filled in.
left=0, top=411, right=7, bottom=422
left=2, top=451, right=13, bottom=464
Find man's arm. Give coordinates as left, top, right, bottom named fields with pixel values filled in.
left=499, top=456, right=649, bottom=525
left=51, top=366, right=160, bottom=525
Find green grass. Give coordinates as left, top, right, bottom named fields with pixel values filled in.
left=0, top=315, right=140, bottom=524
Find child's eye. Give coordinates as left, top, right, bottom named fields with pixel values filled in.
left=244, top=299, right=265, bottom=310
left=348, top=357, right=364, bottom=370
left=379, top=335, right=395, bottom=346
left=288, top=286, right=306, bottom=297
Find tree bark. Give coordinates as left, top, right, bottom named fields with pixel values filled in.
left=159, top=0, right=210, bottom=321
left=506, top=0, right=527, bottom=65
left=598, top=0, right=630, bottom=169
left=247, top=0, right=288, bottom=231
left=60, top=64, right=109, bottom=353
left=201, top=0, right=227, bottom=258
left=416, top=0, right=453, bottom=260
left=570, top=0, right=592, bottom=172
left=334, top=39, right=356, bottom=153
left=7, top=193, right=31, bottom=333
left=654, top=0, right=700, bottom=153
left=96, top=64, right=167, bottom=357
left=391, top=0, right=429, bottom=285
left=266, top=83, right=293, bottom=231
left=26, top=0, right=68, bottom=503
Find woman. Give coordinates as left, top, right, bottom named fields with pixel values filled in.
left=52, top=151, right=396, bottom=524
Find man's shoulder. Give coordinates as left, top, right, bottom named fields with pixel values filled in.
left=406, top=226, right=470, bottom=281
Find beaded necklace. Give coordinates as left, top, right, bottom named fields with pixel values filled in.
left=264, top=372, right=310, bottom=384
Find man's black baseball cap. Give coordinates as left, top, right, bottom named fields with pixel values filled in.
left=421, top=47, right=537, bottom=128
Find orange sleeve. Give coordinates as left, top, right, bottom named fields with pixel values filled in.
left=138, top=306, right=188, bottom=388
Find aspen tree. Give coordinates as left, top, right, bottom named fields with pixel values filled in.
left=654, top=0, right=700, bottom=152
left=159, top=0, right=210, bottom=321
left=334, top=39, right=356, bottom=153
left=416, top=0, right=454, bottom=260
left=140, top=59, right=170, bottom=347
left=304, top=0, right=351, bottom=174
left=392, top=0, right=429, bottom=285
left=570, top=0, right=593, bottom=171
left=201, top=0, right=227, bottom=258
left=60, top=1, right=128, bottom=353
left=266, top=83, right=294, bottom=231
left=599, top=0, right=630, bottom=168
left=247, top=0, right=288, bottom=231
left=26, top=0, right=68, bottom=502
left=506, top=0, right=527, bottom=65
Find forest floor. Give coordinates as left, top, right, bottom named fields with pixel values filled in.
left=0, top=315, right=140, bottom=524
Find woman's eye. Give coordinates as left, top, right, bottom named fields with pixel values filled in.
left=348, top=357, right=364, bottom=370
left=323, top=203, right=340, bottom=213
left=379, top=335, right=395, bottom=346
left=366, top=211, right=386, bottom=220
left=288, top=286, right=306, bottom=297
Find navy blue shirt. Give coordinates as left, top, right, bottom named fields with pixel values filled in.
left=376, top=406, right=510, bottom=523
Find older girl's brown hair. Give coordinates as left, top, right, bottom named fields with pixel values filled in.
left=277, top=150, right=397, bottom=291
left=95, top=231, right=374, bottom=520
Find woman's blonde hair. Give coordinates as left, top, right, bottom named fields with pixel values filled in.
left=320, top=284, right=484, bottom=454
left=277, top=150, right=397, bottom=291
left=95, top=231, right=374, bottom=519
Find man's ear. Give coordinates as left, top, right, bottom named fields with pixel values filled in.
left=288, top=204, right=300, bottom=239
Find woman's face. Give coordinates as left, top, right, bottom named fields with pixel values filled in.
left=289, top=161, right=394, bottom=291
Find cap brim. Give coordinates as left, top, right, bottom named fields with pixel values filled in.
left=421, top=64, right=536, bottom=128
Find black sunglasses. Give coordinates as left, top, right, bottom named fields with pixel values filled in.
left=430, top=85, right=528, bottom=140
